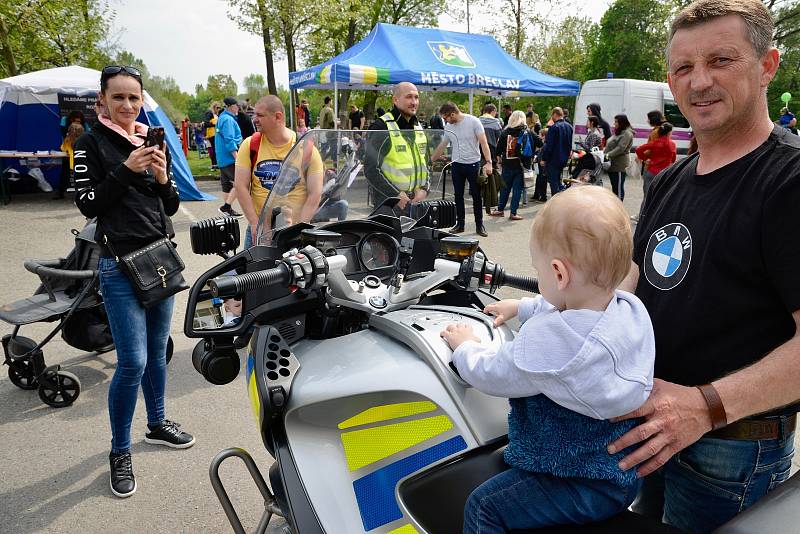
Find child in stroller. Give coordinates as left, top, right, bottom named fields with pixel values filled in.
left=567, top=141, right=604, bottom=186
left=0, top=220, right=173, bottom=407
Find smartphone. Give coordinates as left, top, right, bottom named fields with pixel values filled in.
left=145, top=126, right=165, bottom=149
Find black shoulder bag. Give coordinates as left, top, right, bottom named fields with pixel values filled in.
left=104, top=197, right=188, bottom=308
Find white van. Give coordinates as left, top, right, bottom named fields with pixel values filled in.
left=572, top=78, right=692, bottom=154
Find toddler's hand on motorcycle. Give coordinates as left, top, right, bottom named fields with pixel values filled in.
left=484, top=299, right=520, bottom=326
left=440, top=323, right=480, bottom=350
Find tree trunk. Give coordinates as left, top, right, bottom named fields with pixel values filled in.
left=515, top=0, right=522, bottom=59
left=256, top=0, right=278, bottom=95
left=337, top=16, right=359, bottom=126
left=282, top=26, right=300, bottom=120
left=364, top=91, right=380, bottom=122
left=0, top=18, right=18, bottom=76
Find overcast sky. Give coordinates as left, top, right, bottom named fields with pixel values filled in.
left=111, top=0, right=611, bottom=95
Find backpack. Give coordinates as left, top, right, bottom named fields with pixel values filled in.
left=517, top=129, right=534, bottom=158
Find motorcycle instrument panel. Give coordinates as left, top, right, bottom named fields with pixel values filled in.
left=333, top=231, right=399, bottom=277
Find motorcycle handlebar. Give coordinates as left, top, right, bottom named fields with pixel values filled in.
left=497, top=272, right=539, bottom=294
left=208, top=264, right=291, bottom=299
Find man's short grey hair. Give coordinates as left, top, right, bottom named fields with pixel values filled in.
left=668, top=0, right=774, bottom=60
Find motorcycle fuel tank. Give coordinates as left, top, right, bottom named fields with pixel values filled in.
left=279, top=306, right=512, bottom=533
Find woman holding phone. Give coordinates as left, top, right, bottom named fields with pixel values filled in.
left=74, top=65, right=194, bottom=499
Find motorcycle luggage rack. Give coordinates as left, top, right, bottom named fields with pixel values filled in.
left=209, top=447, right=284, bottom=534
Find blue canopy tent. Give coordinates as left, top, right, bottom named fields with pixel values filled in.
left=289, top=23, right=580, bottom=123
left=0, top=66, right=213, bottom=200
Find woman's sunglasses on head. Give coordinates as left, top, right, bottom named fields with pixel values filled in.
left=101, top=65, right=142, bottom=79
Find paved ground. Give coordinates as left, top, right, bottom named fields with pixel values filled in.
left=0, top=175, right=796, bottom=533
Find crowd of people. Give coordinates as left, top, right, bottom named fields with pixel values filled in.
left=51, top=1, right=800, bottom=533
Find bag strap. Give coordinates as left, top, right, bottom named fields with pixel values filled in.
left=249, top=132, right=262, bottom=173
left=104, top=193, right=170, bottom=261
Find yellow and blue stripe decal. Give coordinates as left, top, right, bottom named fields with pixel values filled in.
left=338, top=401, right=437, bottom=430
left=341, top=415, right=453, bottom=471
left=387, top=524, right=419, bottom=534
left=354, top=436, right=467, bottom=530
left=246, top=355, right=261, bottom=430
left=338, top=402, right=466, bottom=531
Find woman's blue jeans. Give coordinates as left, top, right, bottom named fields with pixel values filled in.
left=632, top=423, right=795, bottom=533
left=463, top=468, right=641, bottom=533
left=497, top=166, right=524, bottom=215
left=99, top=257, right=173, bottom=454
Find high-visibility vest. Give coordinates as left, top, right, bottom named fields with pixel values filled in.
left=381, top=112, right=428, bottom=192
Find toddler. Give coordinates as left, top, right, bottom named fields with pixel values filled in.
left=441, top=186, right=655, bottom=533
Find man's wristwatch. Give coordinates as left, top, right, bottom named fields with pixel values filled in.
left=407, top=190, right=415, bottom=200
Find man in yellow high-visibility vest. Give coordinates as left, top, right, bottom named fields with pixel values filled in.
left=364, top=82, right=430, bottom=211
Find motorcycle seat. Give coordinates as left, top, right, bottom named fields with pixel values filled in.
left=399, top=441, right=681, bottom=533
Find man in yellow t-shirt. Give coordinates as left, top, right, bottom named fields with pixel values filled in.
left=234, top=95, right=323, bottom=247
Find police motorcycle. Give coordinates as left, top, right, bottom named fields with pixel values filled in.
left=184, top=129, right=799, bottom=534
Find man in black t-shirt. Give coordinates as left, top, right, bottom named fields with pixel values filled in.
left=348, top=104, right=365, bottom=130
left=608, top=2, right=800, bottom=532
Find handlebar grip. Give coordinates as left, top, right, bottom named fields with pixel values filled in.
left=208, top=265, right=291, bottom=299
left=500, top=273, right=539, bottom=294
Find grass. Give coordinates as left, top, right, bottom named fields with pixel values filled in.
left=185, top=148, right=219, bottom=179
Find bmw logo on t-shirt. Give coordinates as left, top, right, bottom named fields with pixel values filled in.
left=644, top=223, right=693, bottom=290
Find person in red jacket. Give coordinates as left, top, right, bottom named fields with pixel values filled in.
left=635, top=122, right=677, bottom=199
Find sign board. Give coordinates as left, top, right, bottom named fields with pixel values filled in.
left=57, top=93, right=99, bottom=123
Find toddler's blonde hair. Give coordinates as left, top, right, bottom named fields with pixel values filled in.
left=531, top=187, right=632, bottom=291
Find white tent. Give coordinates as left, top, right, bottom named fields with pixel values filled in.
left=0, top=66, right=212, bottom=200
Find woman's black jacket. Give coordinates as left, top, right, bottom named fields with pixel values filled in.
left=74, top=121, right=179, bottom=257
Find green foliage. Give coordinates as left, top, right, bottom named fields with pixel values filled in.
left=769, top=2, right=800, bottom=118
left=583, top=0, right=673, bottom=82
left=205, top=74, right=238, bottom=102
left=538, top=16, right=599, bottom=81
left=115, top=50, right=149, bottom=78
left=0, top=0, right=115, bottom=78
left=185, top=75, right=238, bottom=122
left=186, top=96, right=210, bottom=123
left=302, top=0, right=445, bottom=67
left=111, top=50, right=190, bottom=124
left=243, top=73, right=267, bottom=102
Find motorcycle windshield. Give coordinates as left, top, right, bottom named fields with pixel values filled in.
left=253, top=127, right=462, bottom=245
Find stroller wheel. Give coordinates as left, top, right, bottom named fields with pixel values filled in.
left=38, top=370, right=80, bottom=408
left=166, top=336, right=174, bottom=365
left=8, top=359, right=38, bottom=390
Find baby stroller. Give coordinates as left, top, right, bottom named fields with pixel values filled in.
left=566, top=142, right=604, bottom=187
left=1, top=220, right=173, bottom=408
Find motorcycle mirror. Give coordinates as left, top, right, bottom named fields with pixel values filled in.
left=190, top=282, right=245, bottom=333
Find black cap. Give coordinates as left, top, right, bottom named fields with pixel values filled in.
left=223, top=97, right=238, bottom=107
